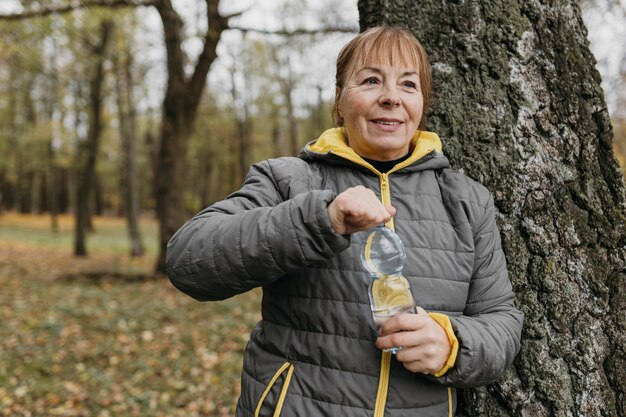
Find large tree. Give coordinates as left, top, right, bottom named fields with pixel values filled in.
left=359, top=0, right=626, bottom=415
left=152, top=0, right=231, bottom=273
left=0, top=0, right=232, bottom=268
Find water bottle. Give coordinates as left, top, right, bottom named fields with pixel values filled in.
left=361, top=225, right=416, bottom=352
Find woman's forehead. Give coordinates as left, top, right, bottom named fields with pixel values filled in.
left=352, top=52, right=421, bottom=75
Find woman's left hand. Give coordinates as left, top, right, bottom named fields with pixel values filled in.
left=375, top=307, right=451, bottom=375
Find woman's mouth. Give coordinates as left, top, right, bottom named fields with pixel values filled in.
left=370, top=119, right=404, bottom=130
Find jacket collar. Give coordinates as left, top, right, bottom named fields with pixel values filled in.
left=301, top=127, right=449, bottom=174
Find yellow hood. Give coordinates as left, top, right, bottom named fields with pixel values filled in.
left=305, top=127, right=443, bottom=174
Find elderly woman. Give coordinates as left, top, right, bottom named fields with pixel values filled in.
left=167, top=26, right=523, bottom=417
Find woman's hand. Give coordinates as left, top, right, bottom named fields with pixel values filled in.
left=327, top=186, right=396, bottom=234
left=375, top=307, right=451, bottom=375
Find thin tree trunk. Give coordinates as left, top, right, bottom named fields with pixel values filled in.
left=58, top=168, right=70, bottom=214
left=270, top=104, right=282, bottom=157
left=48, top=101, right=59, bottom=232
left=74, top=20, right=114, bottom=257
left=286, top=92, right=299, bottom=156
left=114, top=40, right=144, bottom=256
left=18, top=78, right=37, bottom=213
left=358, top=1, right=626, bottom=415
left=282, top=60, right=299, bottom=156
left=4, top=57, right=18, bottom=212
left=48, top=161, right=58, bottom=232
left=47, top=59, right=59, bottom=231
left=230, top=67, right=249, bottom=182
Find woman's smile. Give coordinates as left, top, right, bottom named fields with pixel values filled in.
left=370, top=118, right=404, bottom=131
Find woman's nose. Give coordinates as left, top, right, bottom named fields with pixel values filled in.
left=379, top=84, right=400, bottom=107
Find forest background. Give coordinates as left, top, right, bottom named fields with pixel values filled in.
left=0, top=0, right=624, bottom=260
left=0, top=0, right=624, bottom=416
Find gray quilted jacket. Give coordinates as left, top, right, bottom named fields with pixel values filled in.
left=167, top=128, right=523, bottom=417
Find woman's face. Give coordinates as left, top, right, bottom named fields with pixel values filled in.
left=338, top=63, right=423, bottom=161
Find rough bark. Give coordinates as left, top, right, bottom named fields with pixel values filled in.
left=74, top=20, right=113, bottom=256
left=358, top=0, right=626, bottom=416
left=153, top=0, right=228, bottom=274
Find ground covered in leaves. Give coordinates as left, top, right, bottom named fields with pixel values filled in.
left=0, top=213, right=261, bottom=417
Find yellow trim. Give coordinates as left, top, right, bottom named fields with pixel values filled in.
left=448, top=387, right=453, bottom=417
left=254, top=362, right=294, bottom=417
left=273, top=364, right=294, bottom=417
left=306, top=127, right=442, bottom=175
left=428, top=313, right=459, bottom=377
left=380, top=173, right=394, bottom=229
left=373, top=173, right=394, bottom=417
left=374, top=351, right=391, bottom=417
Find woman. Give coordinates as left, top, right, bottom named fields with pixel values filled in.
left=167, top=26, right=523, bottom=417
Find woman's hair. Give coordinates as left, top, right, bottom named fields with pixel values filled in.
left=333, top=26, right=431, bottom=130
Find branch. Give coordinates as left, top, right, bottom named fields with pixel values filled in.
left=0, top=0, right=157, bottom=20
left=223, top=8, right=249, bottom=21
left=228, top=25, right=359, bottom=36
left=185, top=0, right=228, bottom=121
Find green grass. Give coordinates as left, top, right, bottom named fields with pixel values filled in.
left=0, top=212, right=261, bottom=417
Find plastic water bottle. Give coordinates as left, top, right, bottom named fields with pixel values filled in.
left=361, top=225, right=416, bottom=353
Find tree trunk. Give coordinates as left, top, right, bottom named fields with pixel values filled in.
left=153, top=0, right=228, bottom=274
left=230, top=67, right=250, bottom=183
left=18, top=77, right=37, bottom=214
left=114, top=40, right=144, bottom=257
left=358, top=1, right=626, bottom=416
left=74, top=20, right=113, bottom=257
left=47, top=84, right=59, bottom=232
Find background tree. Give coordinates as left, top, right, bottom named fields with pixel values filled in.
left=74, top=18, right=114, bottom=256
left=112, top=13, right=145, bottom=257
left=152, top=0, right=234, bottom=274
left=358, top=0, right=626, bottom=415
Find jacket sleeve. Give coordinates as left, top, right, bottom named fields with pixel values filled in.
left=434, top=194, right=523, bottom=387
left=166, top=160, right=351, bottom=301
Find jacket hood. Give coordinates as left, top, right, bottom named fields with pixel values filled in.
left=300, top=128, right=449, bottom=174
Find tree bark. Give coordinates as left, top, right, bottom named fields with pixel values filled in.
left=358, top=0, right=626, bottom=416
left=153, top=0, right=228, bottom=274
left=114, top=38, right=144, bottom=257
left=74, top=20, right=114, bottom=256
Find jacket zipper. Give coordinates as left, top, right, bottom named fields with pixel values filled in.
left=373, top=172, right=393, bottom=417
left=372, top=172, right=454, bottom=417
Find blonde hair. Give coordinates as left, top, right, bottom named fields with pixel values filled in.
left=333, top=26, right=431, bottom=130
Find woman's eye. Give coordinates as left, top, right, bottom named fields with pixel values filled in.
left=402, top=81, right=417, bottom=89
left=363, top=77, right=379, bottom=85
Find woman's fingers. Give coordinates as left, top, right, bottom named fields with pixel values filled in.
left=328, top=186, right=395, bottom=234
left=377, top=308, right=426, bottom=336
left=375, top=309, right=451, bottom=375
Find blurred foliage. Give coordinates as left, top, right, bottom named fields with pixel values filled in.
left=0, top=212, right=261, bottom=417
left=0, top=2, right=347, bottom=218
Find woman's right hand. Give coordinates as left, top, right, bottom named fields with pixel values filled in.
left=327, top=186, right=396, bottom=234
